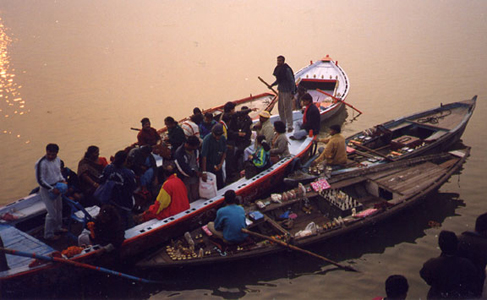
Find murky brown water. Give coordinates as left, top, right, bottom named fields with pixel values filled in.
left=1, top=0, right=486, bottom=298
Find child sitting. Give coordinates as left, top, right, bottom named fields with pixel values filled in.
left=245, top=135, right=271, bottom=179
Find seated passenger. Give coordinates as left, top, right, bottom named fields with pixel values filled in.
left=244, top=110, right=273, bottom=161
left=127, top=145, right=158, bottom=192
left=292, top=93, right=320, bottom=140
left=269, top=120, right=290, bottom=163
left=181, top=115, right=202, bottom=142
left=192, top=107, right=204, bottom=125
left=207, top=190, right=248, bottom=244
left=137, top=117, right=161, bottom=147
left=314, top=124, right=347, bottom=167
left=164, top=116, right=186, bottom=156
left=200, top=112, right=217, bottom=139
left=245, top=135, right=271, bottom=179
left=135, top=165, right=190, bottom=223
left=78, top=146, right=106, bottom=206
left=78, top=204, right=125, bottom=249
left=99, top=150, right=137, bottom=229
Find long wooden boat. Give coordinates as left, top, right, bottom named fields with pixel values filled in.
left=0, top=56, right=350, bottom=285
left=291, top=55, right=351, bottom=122
left=285, top=96, right=476, bottom=185
left=0, top=95, right=316, bottom=285
left=159, top=55, right=350, bottom=132
left=135, top=148, right=470, bottom=269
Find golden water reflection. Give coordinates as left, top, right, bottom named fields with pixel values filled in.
left=0, top=17, right=28, bottom=142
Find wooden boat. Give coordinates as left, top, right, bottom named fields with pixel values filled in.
left=135, top=148, right=470, bottom=269
left=285, top=96, right=476, bottom=185
left=159, top=55, right=351, bottom=132
left=0, top=94, right=317, bottom=284
left=291, top=55, right=351, bottom=123
left=0, top=56, right=350, bottom=284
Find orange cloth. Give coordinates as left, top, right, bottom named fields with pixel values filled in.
left=141, top=174, right=189, bottom=222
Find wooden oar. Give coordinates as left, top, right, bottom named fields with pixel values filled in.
left=241, top=229, right=358, bottom=272
left=257, top=77, right=279, bottom=112
left=0, top=247, right=161, bottom=284
left=349, top=141, right=394, bottom=162
left=316, top=88, right=363, bottom=116
left=258, top=76, right=278, bottom=95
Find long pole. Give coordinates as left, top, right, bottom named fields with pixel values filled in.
left=316, top=88, right=363, bottom=115
left=241, top=229, right=358, bottom=272
left=258, top=76, right=279, bottom=112
left=258, top=76, right=278, bottom=95
left=0, top=247, right=161, bottom=284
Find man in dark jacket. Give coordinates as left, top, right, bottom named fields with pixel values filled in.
left=458, top=212, right=487, bottom=297
left=164, top=116, right=186, bottom=157
left=269, top=55, right=295, bottom=132
left=174, top=136, right=204, bottom=202
left=420, top=230, right=478, bottom=299
left=292, top=93, right=320, bottom=139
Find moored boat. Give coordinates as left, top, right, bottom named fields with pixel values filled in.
left=292, top=55, right=351, bottom=122
left=0, top=94, right=317, bottom=284
left=0, top=56, right=351, bottom=285
left=285, top=96, right=476, bottom=186
left=135, top=148, right=470, bottom=269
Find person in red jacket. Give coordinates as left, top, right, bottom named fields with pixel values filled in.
left=135, top=165, right=189, bottom=223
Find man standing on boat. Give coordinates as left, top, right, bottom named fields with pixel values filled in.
left=269, top=55, right=295, bottom=133
left=201, top=124, right=227, bottom=189
left=35, top=143, right=67, bottom=241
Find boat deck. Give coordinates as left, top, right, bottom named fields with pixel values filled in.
left=368, top=161, right=448, bottom=196
left=407, top=104, right=471, bottom=131
left=0, top=224, right=54, bottom=273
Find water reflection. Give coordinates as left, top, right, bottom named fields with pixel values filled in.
left=0, top=17, right=28, bottom=141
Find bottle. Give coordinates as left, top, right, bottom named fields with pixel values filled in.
left=184, top=232, right=195, bottom=252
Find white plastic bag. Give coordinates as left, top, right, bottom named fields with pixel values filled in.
left=199, top=172, right=217, bottom=199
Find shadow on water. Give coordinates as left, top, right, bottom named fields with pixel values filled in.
left=4, top=193, right=465, bottom=299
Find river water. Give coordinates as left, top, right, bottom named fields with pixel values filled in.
left=1, top=1, right=486, bottom=299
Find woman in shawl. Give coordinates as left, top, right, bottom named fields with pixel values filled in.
left=77, top=146, right=107, bottom=206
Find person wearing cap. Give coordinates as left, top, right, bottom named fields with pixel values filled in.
left=292, top=93, right=320, bottom=140
left=199, top=112, right=217, bottom=139
left=253, top=110, right=274, bottom=143
left=137, top=117, right=161, bottom=147
left=201, top=123, right=227, bottom=189
left=313, top=124, right=347, bottom=166
left=269, top=55, right=296, bottom=133
left=244, top=110, right=274, bottom=161
left=174, top=136, right=204, bottom=202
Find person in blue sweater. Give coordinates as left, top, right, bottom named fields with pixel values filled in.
left=207, top=190, right=248, bottom=244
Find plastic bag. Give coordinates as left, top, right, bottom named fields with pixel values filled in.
left=199, top=172, right=217, bottom=199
